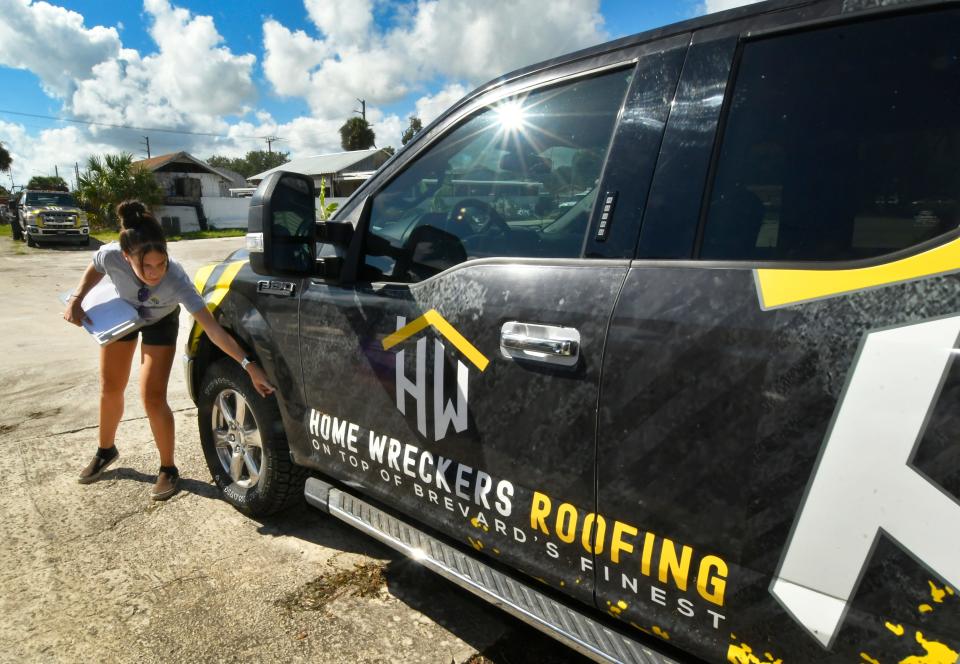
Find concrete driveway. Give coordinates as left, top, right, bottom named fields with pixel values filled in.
left=0, top=235, right=589, bottom=663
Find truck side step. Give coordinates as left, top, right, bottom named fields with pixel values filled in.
left=304, top=477, right=682, bottom=664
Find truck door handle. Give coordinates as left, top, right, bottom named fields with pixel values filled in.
left=501, top=333, right=576, bottom=356
left=500, top=322, right=580, bottom=367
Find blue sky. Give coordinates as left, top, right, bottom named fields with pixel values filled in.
left=0, top=0, right=752, bottom=187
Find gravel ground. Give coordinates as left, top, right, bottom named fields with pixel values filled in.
left=0, top=234, right=590, bottom=664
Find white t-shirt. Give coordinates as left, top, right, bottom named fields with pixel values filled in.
left=92, top=242, right=205, bottom=321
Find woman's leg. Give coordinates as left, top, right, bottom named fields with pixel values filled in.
left=140, top=343, right=177, bottom=467
left=99, top=339, right=137, bottom=449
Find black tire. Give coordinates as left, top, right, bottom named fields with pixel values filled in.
left=198, top=358, right=306, bottom=516
left=25, top=233, right=36, bottom=247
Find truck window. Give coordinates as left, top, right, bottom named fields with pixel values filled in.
left=25, top=192, right=77, bottom=207
left=700, top=9, right=960, bottom=262
left=361, top=68, right=632, bottom=283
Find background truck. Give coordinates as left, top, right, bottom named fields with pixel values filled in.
left=16, top=189, right=90, bottom=247
left=184, top=1, right=960, bottom=662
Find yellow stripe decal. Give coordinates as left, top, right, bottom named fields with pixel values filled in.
left=193, top=263, right=217, bottom=293
left=188, top=260, right=247, bottom=354
left=207, top=260, right=247, bottom=309
left=755, top=236, right=960, bottom=310
left=382, top=309, right=489, bottom=372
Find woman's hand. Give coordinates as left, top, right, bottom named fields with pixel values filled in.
left=245, top=362, right=276, bottom=397
left=63, top=296, right=91, bottom=327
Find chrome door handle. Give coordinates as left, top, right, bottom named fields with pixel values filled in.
left=500, top=322, right=581, bottom=367
left=501, top=333, right=577, bottom=357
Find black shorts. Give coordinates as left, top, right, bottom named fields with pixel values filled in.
left=118, top=306, right=180, bottom=346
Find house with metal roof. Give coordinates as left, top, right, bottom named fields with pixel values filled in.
left=248, top=148, right=391, bottom=199
left=135, top=151, right=250, bottom=232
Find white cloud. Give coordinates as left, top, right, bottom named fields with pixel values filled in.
left=143, top=0, right=257, bottom=116
left=0, top=1, right=264, bottom=187
left=262, top=20, right=329, bottom=98
left=67, top=0, right=258, bottom=150
left=700, top=0, right=763, bottom=14
left=414, top=84, right=469, bottom=125
left=304, top=0, right=373, bottom=45
left=0, top=0, right=121, bottom=97
left=262, top=0, right=607, bottom=120
left=0, top=121, right=115, bottom=187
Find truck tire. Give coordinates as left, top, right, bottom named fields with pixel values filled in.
left=25, top=233, right=36, bottom=247
left=198, top=358, right=307, bottom=516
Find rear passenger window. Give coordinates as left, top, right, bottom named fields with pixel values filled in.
left=701, top=10, right=960, bottom=262
left=361, top=69, right=632, bottom=283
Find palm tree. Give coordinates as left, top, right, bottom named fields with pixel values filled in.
left=0, top=142, right=11, bottom=173
left=76, top=153, right=162, bottom=228
left=339, top=117, right=376, bottom=151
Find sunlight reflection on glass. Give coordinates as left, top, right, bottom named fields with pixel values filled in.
left=495, top=101, right=527, bottom=132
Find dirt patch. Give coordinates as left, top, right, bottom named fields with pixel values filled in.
left=0, top=237, right=590, bottom=664
left=461, top=627, right=593, bottom=664
left=278, top=561, right=388, bottom=612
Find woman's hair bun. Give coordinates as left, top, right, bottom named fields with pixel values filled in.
left=117, top=200, right=148, bottom=230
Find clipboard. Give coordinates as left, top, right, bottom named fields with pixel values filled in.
left=61, top=278, right=146, bottom=346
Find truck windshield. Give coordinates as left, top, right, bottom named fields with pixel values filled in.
left=25, top=193, right=77, bottom=207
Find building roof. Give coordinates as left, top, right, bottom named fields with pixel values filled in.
left=249, top=148, right=386, bottom=182
left=134, top=151, right=232, bottom=180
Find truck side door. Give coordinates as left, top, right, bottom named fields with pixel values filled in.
left=596, top=5, right=960, bottom=664
left=294, top=39, right=687, bottom=603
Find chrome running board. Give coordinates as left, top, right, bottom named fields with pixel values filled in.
left=304, top=477, right=681, bottom=664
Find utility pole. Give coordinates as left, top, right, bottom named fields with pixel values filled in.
left=264, top=136, right=282, bottom=153
left=354, top=98, right=366, bottom=122
left=142, top=136, right=151, bottom=159
left=54, top=165, right=59, bottom=179
left=75, top=162, right=80, bottom=187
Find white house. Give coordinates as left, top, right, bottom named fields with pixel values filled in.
left=135, top=152, right=250, bottom=232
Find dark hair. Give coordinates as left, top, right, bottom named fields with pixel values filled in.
left=117, top=200, right=167, bottom=264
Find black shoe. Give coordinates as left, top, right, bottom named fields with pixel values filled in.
left=77, top=447, right=119, bottom=484
left=150, top=467, right=180, bottom=501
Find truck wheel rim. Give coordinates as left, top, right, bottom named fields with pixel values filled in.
left=211, top=388, right=263, bottom=489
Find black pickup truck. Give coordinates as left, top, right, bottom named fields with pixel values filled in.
left=183, top=1, right=960, bottom=661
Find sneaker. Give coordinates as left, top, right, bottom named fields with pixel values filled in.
left=150, top=468, right=180, bottom=501
left=77, top=447, right=119, bottom=484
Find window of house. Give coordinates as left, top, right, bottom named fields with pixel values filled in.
left=361, top=68, right=632, bottom=283
left=701, top=9, right=960, bottom=262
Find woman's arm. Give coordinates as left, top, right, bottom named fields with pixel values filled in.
left=63, top=263, right=105, bottom=326
left=191, top=306, right=275, bottom=397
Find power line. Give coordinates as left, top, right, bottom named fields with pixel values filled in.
left=264, top=136, right=283, bottom=153
left=0, top=108, right=268, bottom=141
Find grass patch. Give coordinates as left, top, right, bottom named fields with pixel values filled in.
left=91, top=229, right=119, bottom=243
left=90, top=228, right=245, bottom=244
left=277, top=562, right=387, bottom=612
left=0, top=223, right=11, bottom=238
left=170, top=229, right=246, bottom=241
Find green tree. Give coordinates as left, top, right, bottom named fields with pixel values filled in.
left=206, top=150, right=289, bottom=178
left=401, top=116, right=423, bottom=145
left=0, top=142, right=11, bottom=172
left=76, top=153, right=163, bottom=228
left=339, top=117, right=376, bottom=151
left=27, top=176, right=68, bottom=191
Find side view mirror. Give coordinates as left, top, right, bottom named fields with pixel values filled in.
left=247, top=172, right=317, bottom=276
left=313, top=220, right=355, bottom=279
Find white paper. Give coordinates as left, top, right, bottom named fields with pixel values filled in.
left=60, top=278, right=145, bottom=346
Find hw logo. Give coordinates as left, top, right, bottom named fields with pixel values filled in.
left=382, top=309, right=489, bottom=441
left=772, top=314, right=960, bottom=648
